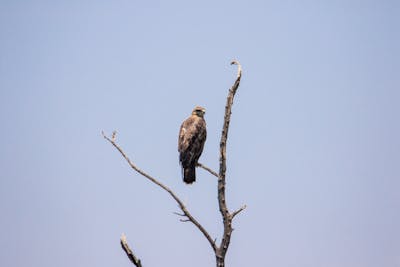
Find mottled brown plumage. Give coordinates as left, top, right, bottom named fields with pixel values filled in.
left=178, top=106, right=207, bottom=184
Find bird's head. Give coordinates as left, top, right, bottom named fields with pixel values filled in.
left=192, top=106, right=206, bottom=118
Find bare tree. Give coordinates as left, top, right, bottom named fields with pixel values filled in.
left=103, top=60, right=245, bottom=267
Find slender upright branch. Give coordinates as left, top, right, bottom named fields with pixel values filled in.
left=215, top=60, right=243, bottom=267
left=102, top=131, right=217, bottom=254
left=120, top=234, right=143, bottom=267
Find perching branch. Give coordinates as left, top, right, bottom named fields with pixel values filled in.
left=197, top=162, right=219, bottom=178
left=102, top=131, right=217, bottom=254
left=120, top=234, right=142, bottom=267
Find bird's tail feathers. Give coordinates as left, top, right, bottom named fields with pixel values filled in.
left=183, top=167, right=196, bottom=184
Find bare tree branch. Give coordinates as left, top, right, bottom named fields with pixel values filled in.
left=232, top=205, right=247, bottom=219
left=120, top=233, right=142, bottom=267
left=102, top=131, right=217, bottom=253
left=197, top=162, right=219, bottom=178
left=105, top=60, right=245, bottom=267
left=173, top=211, right=186, bottom=217
left=215, top=60, right=243, bottom=267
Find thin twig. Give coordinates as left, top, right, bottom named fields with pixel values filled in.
left=173, top=211, right=186, bottom=217
left=103, top=132, right=217, bottom=253
left=232, top=205, right=247, bottom=219
left=197, top=162, right=219, bottom=178
left=120, top=233, right=143, bottom=267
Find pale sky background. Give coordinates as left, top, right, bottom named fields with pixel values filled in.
left=0, top=1, right=399, bottom=267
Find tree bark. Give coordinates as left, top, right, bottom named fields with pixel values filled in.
left=216, top=253, right=225, bottom=267
left=214, top=60, right=242, bottom=266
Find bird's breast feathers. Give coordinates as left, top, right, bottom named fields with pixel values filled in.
left=178, top=115, right=206, bottom=151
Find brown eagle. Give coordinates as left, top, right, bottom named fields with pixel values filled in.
left=178, top=106, right=207, bottom=184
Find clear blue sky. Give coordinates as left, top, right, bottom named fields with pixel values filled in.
left=0, top=1, right=399, bottom=266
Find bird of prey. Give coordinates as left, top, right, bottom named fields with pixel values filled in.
left=178, top=106, right=207, bottom=184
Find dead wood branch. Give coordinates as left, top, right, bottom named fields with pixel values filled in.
left=104, top=60, right=245, bottom=267
left=197, top=162, right=219, bottom=178
left=232, top=205, right=247, bottom=219
left=120, top=234, right=142, bottom=267
left=215, top=60, right=244, bottom=267
left=102, top=131, right=217, bottom=254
